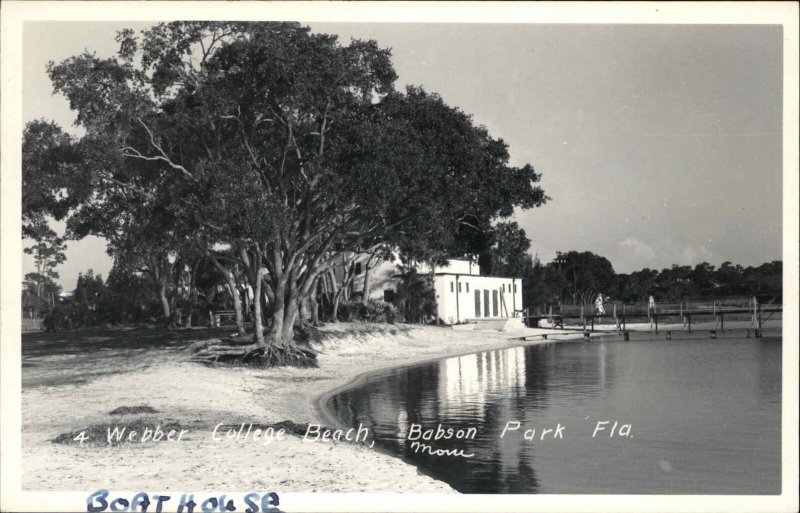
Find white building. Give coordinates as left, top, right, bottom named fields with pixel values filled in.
left=345, top=255, right=524, bottom=325
left=427, top=258, right=524, bottom=324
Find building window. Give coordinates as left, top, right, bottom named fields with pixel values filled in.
left=458, top=282, right=462, bottom=293
left=513, top=283, right=517, bottom=293
left=502, top=283, right=505, bottom=292
left=466, top=283, right=470, bottom=292
left=355, top=262, right=362, bottom=275
left=384, top=289, right=395, bottom=302
left=492, top=290, right=499, bottom=317
left=450, top=282, right=454, bottom=293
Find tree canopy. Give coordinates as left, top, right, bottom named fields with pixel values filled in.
left=25, top=21, right=548, bottom=360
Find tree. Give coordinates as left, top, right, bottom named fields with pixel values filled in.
left=690, top=262, right=717, bottom=297
left=548, top=251, right=616, bottom=306
left=617, top=268, right=659, bottom=303
left=22, top=120, right=86, bottom=240
left=37, top=22, right=547, bottom=365
left=394, top=269, right=436, bottom=323
left=655, top=265, right=694, bottom=301
left=22, top=272, right=62, bottom=319
left=73, top=270, right=108, bottom=326
left=481, top=221, right=534, bottom=278
left=22, top=227, right=66, bottom=318
left=104, top=261, right=159, bottom=324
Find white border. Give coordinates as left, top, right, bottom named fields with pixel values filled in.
left=2, top=2, right=798, bottom=512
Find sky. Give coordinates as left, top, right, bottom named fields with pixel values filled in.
left=22, top=21, right=784, bottom=288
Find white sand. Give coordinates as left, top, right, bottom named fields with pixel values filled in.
left=22, top=323, right=583, bottom=492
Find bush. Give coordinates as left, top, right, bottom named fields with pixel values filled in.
left=337, top=299, right=397, bottom=323
left=394, top=270, right=436, bottom=323
left=365, top=299, right=397, bottom=323
left=42, top=305, right=73, bottom=332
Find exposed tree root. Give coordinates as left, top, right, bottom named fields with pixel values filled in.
left=186, top=338, right=317, bottom=368
left=242, top=343, right=318, bottom=368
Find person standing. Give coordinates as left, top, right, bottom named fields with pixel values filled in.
left=595, top=293, right=606, bottom=316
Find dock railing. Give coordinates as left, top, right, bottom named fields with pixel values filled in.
left=537, top=296, right=776, bottom=321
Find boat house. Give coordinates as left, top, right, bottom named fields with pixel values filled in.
left=426, top=258, right=524, bottom=325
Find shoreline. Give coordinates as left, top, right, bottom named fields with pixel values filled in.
left=20, top=322, right=586, bottom=492
left=20, top=321, right=776, bottom=492
left=312, top=319, right=777, bottom=431
left=312, top=327, right=593, bottom=431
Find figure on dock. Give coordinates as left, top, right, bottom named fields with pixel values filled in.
left=595, top=293, right=606, bottom=316
left=648, top=295, right=656, bottom=315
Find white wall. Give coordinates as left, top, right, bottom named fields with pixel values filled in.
left=434, top=275, right=524, bottom=323
left=331, top=255, right=525, bottom=325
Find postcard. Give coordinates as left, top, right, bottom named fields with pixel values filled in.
left=2, top=2, right=798, bottom=512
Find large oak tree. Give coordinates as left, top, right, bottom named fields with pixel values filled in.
left=30, top=22, right=547, bottom=363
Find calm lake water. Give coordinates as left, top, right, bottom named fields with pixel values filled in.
left=326, top=332, right=782, bottom=494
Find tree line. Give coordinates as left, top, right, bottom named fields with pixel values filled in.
left=481, top=222, right=782, bottom=309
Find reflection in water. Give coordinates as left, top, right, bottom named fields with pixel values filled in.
left=328, top=335, right=781, bottom=494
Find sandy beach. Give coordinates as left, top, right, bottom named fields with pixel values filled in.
left=21, top=322, right=589, bottom=492
left=22, top=317, right=775, bottom=492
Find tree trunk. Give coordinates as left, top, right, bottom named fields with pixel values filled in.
left=309, top=277, right=320, bottom=325
left=159, top=282, right=171, bottom=320
left=332, top=294, right=341, bottom=321
left=227, top=279, right=246, bottom=337
left=253, top=267, right=266, bottom=346
left=184, top=264, right=197, bottom=328
left=184, top=260, right=199, bottom=328
left=429, top=262, right=438, bottom=324
left=208, top=254, right=246, bottom=337
left=327, top=269, right=340, bottom=322
left=362, top=261, right=372, bottom=306
left=280, top=293, right=299, bottom=344
left=267, top=276, right=286, bottom=344
left=320, top=273, right=330, bottom=315
left=35, top=282, right=42, bottom=319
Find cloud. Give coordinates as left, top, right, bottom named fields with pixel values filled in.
left=617, top=237, right=656, bottom=262
left=680, top=244, right=713, bottom=265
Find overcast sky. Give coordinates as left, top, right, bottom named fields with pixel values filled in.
left=22, top=22, right=783, bottom=288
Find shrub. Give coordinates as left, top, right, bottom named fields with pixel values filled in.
left=337, top=299, right=397, bottom=323
left=336, top=300, right=361, bottom=322
left=365, top=299, right=397, bottom=323
left=43, top=305, right=73, bottom=332
left=394, top=270, right=436, bottom=323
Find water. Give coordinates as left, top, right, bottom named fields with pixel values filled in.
left=326, top=333, right=782, bottom=494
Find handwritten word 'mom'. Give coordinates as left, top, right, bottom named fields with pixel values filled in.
left=86, top=490, right=280, bottom=513
left=407, top=423, right=477, bottom=458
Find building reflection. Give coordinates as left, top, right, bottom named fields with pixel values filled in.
left=328, top=340, right=616, bottom=493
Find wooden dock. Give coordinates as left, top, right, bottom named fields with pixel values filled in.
left=523, top=297, right=781, bottom=338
